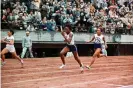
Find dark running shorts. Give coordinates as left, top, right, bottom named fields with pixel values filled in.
left=66, top=44, right=77, bottom=52
left=94, top=43, right=102, bottom=49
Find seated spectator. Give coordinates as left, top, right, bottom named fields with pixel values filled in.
left=73, top=8, right=80, bottom=18
left=6, top=8, right=11, bottom=15
left=60, top=6, right=66, bottom=15
left=95, top=10, right=100, bottom=16
left=66, top=6, right=73, bottom=15
left=34, top=10, right=42, bottom=22
left=7, top=12, right=15, bottom=29
left=41, top=17, right=47, bottom=31
left=41, top=5, right=48, bottom=19
left=13, top=1, right=21, bottom=9
left=28, top=11, right=35, bottom=22
left=125, top=11, right=133, bottom=18
left=119, top=5, right=129, bottom=17
left=84, top=4, right=90, bottom=15
left=63, top=14, right=73, bottom=24
left=33, top=0, right=41, bottom=10
left=2, top=8, right=9, bottom=22
left=103, top=0, right=108, bottom=9
left=47, top=18, right=56, bottom=31
left=20, top=2, right=28, bottom=13
left=109, top=8, right=118, bottom=18
left=50, top=17, right=56, bottom=31
left=126, top=23, right=132, bottom=34
left=72, top=4, right=77, bottom=12
left=60, top=0, right=66, bottom=7
left=117, top=0, right=125, bottom=6
left=97, top=0, right=104, bottom=9
left=79, top=8, right=86, bottom=26
left=22, top=12, right=29, bottom=29
left=12, top=7, right=20, bottom=15
left=2, top=14, right=7, bottom=22
left=54, top=2, right=60, bottom=12
left=69, top=14, right=74, bottom=23
left=7, top=13, right=14, bottom=22
left=80, top=2, right=85, bottom=8
left=89, top=3, right=95, bottom=16
left=47, top=8, right=54, bottom=20
left=14, top=12, right=19, bottom=26
left=120, top=12, right=133, bottom=34
left=49, top=0, right=54, bottom=6
left=120, top=11, right=133, bottom=24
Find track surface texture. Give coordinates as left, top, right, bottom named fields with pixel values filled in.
left=1, top=56, right=133, bottom=88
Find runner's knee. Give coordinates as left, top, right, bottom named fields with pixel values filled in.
left=74, top=55, right=78, bottom=60
left=60, top=52, right=64, bottom=56
left=1, top=52, right=4, bottom=56
left=93, top=53, right=97, bottom=57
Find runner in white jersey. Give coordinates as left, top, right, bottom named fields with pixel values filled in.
left=59, top=25, right=84, bottom=72
left=1, top=30, right=24, bottom=67
left=86, top=28, right=107, bottom=69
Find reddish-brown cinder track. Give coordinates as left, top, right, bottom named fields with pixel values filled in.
left=1, top=56, right=133, bottom=88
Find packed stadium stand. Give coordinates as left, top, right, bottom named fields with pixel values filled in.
left=1, top=0, right=133, bottom=57
left=1, top=0, right=133, bottom=34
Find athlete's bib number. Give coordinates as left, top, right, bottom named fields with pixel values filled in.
left=95, top=37, right=101, bottom=43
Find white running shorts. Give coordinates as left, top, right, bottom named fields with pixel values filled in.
left=6, top=46, right=16, bottom=52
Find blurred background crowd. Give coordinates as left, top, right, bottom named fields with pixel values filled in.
left=1, top=0, right=133, bottom=34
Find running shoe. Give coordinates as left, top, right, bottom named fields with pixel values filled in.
left=20, top=59, right=24, bottom=68
left=59, top=64, right=66, bottom=69
left=80, top=66, right=84, bottom=73
left=1, top=61, right=6, bottom=67
left=85, top=65, right=91, bottom=70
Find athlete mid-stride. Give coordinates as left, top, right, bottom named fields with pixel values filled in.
left=86, top=28, right=107, bottom=69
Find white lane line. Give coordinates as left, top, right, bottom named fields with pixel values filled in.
left=3, top=58, right=133, bottom=66
left=2, top=70, right=133, bottom=85
left=118, top=85, right=133, bottom=88
left=2, top=62, right=132, bottom=72
left=56, top=83, right=124, bottom=88
left=102, top=83, right=124, bottom=87
left=2, top=66, right=133, bottom=77
left=4, top=59, right=133, bottom=66
left=49, top=76, right=133, bottom=88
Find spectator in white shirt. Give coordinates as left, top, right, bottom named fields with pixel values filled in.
left=28, top=11, right=35, bottom=22
left=13, top=1, right=21, bottom=9
left=119, top=5, right=129, bottom=16
left=12, top=7, right=20, bottom=15
left=35, top=10, right=42, bottom=22
left=109, top=8, right=118, bottom=18
left=22, top=13, right=29, bottom=29
left=97, top=0, right=104, bottom=8
left=33, top=0, right=41, bottom=10
left=63, top=14, right=73, bottom=24
left=21, top=2, right=28, bottom=13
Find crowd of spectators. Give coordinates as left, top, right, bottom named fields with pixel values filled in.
left=1, top=0, right=133, bottom=34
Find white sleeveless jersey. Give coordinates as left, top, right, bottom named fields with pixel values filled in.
left=5, top=36, right=14, bottom=47
left=94, top=34, right=104, bottom=44
left=66, top=32, right=74, bottom=45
